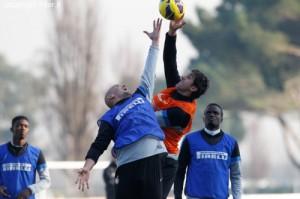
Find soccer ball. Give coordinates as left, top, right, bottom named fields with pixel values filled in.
left=159, top=0, right=185, bottom=20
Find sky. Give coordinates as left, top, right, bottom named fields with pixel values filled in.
left=0, top=0, right=221, bottom=76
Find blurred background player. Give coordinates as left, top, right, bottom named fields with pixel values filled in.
left=103, top=159, right=117, bottom=199
left=0, top=115, right=51, bottom=199
left=152, top=19, right=209, bottom=199
left=76, top=18, right=167, bottom=199
left=174, top=103, right=242, bottom=199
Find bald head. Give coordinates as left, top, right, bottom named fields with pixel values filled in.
left=104, top=84, right=131, bottom=108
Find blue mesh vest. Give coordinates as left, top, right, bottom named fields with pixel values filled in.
left=0, top=143, right=40, bottom=199
left=100, top=92, right=165, bottom=149
left=185, top=131, right=237, bottom=199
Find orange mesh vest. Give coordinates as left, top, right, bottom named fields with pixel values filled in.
left=153, top=87, right=197, bottom=154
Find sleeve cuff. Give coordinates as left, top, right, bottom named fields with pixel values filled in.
left=27, top=185, right=35, bottom=194
left=150, top=44, right=159, bottom=50
left=166, top=32, right=177, bottom=40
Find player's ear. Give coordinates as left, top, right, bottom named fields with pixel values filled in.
left=105, top=93, right=116, bottom=108
left=190, top=85, right=198, bottom=92
left=107, top=94, right=115, bottom=100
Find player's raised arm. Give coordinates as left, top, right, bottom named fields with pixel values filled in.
left=163, top=18, right=185, bottom=87
left=138, top=18, right=162, bottom=100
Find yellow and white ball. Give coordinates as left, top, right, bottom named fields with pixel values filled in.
left=159, top=0, right=185, bottom=20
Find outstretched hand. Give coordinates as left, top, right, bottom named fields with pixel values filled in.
left=143, top=18, right=162, bottom=47
left=75, top=168, right=90, bottom=192
left=168, top=18, right=185, bottom=36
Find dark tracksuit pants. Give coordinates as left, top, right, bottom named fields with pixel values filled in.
left=162, top=157, right=178, bottom=199
left=116, top=153, right=165, bottom=199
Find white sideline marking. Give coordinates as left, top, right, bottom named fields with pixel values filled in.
left=47, top=161, right=110, bottom=170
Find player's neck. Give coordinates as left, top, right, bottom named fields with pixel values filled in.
left=204, top=128, right=221, bottom=136
left=11, top=139, right=26, bottom=147
left=177, top=89, right=192, bottom=98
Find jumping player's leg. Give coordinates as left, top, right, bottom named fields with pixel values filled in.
left=115, top=154, right=164, bottom=199
left=140, top=154, right=164, bottom=199
left=162, top=157, right=178, bottom=199
left=115, top=162, right=141, bottom=199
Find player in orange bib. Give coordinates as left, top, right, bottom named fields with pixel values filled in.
left=152, top=19, right=209, bottom=199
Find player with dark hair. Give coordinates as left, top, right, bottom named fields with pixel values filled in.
left=152, top=19, right=209, bottom=199
left=76, top=19, right=167, bottom=199
left=0, top=115, right=51, bottom=199
left=174, top=103, right=242, bottom=199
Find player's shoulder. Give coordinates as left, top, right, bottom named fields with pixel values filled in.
left=185, top=130, right=202, bottom=139
left=27, top=144, right=42, bottom=154
left=222, top=131, right=239, bottom=146
left=223, top=131, right=237, bottom=141
left=0, top=142, right=9, bottom=150
left=0, top=142, right=8, bottom=147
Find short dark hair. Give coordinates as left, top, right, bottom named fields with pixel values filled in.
left=191, top=69, right=209, bottom=99
left=206, top=103, right=223, bottom=116
left=11, top=115, right=29, bottom=128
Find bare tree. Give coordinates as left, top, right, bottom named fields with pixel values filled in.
left=278, top=115, right=300, bottom=169
left=44, top=0, right=103, bottom=160
left=278, top=76, right=300, bottom=169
